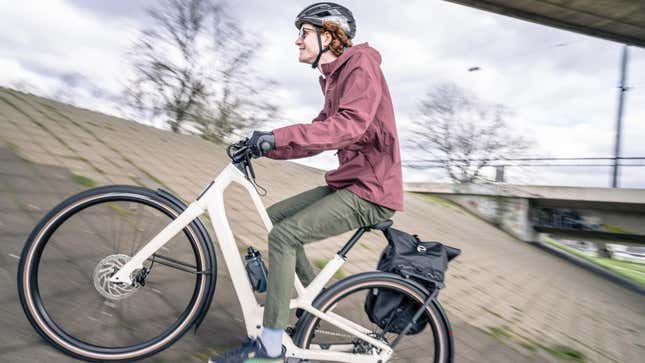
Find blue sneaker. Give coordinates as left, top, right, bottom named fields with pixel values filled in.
left=209, top=338, right=284, bottom=363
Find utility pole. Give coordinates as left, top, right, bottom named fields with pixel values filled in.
left=612, top=45, right=629, bottom=188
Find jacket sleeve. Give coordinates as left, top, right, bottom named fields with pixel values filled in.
left=265, top=109, right=327, bottom=160
left=270, top=58, right=382, bottom=156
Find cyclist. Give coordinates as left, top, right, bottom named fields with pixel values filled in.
left=210, top=2, right=403, bottom=362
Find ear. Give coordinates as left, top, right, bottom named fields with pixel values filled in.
left=322, top=31, right=333, bottom=48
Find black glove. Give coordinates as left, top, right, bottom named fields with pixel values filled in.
left=248, top=131, right=275, bottom=158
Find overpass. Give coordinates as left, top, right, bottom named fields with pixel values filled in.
left=444, top=0, right=645, bottom=47
left=405, top=182, right=645, bottom=252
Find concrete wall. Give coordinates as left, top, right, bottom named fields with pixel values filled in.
left=442, top=194, right=533, bottom=241
left=405, top=182, right=645, bottom=204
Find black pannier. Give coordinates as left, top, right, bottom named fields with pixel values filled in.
left=365, top=227, right=461, bottom=335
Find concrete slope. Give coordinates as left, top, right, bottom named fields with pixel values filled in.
left=1, top=87, right=643, bottom=362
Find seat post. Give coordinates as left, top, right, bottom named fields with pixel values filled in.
left=336, top=227, right=368, bottom=258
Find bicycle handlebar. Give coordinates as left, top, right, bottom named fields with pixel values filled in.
left=227, top=139, right=266, bottom=195
left=227, top=139, right=252, bottom=163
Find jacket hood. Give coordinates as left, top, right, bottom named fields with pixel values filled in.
left=320, top=43, right=382, bottom=77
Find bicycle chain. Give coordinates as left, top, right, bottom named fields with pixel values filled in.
left=315, top=329, right=356, bottom=339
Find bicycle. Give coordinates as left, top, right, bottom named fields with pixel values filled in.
left=17, top=140, right=454, bottom=362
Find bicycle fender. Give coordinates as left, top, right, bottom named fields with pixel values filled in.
left=298, top=271, right=454, bottom=362
left=391, top=275, right=455, bottom=363
left=155, top=188, right=217, bottom=333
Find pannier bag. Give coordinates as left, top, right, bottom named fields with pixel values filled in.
left=365, top=227, right=461, bottom=334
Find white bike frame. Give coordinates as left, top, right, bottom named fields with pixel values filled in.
left=109, top=163, right=393, bottom=362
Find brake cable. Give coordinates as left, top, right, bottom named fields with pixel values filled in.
left=227, top=141, right=268, bottom=196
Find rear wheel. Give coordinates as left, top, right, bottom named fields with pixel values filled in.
left=293, top=272, right=449, bottom=362
left=17, top=185, right=214, bottom=362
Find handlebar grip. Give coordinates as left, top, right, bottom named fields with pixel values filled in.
left=260, top=141, right=271, bottom=152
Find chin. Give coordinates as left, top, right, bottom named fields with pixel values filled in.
left=298, top=54, right=313, bottom=64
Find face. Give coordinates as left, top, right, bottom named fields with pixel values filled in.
left=295, top=24, right=330, bottom=64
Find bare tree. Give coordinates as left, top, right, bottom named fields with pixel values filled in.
left=410, top=83, right=531, bottom=183
left=125, top=0, right=278, bottom=141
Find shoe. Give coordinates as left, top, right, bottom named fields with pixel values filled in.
left=209, top=338, right=284, bottom=363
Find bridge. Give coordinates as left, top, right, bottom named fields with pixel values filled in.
left=405, top=182, right=645, bottom=253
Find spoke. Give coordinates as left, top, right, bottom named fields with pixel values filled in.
left=305, top=284, right=443, bottom=363
left=130, top=203, right=143, bottom=256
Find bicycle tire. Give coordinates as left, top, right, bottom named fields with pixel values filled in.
left=293, top=271, right=450, bottom=363
left=17, top=185, right=215, bottom=362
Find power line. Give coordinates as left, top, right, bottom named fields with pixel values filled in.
left=402, top=156, right=645, bottom=169
left=405, top=156, right=645, bottom=163
left=403, top=163, right=645, bottom=168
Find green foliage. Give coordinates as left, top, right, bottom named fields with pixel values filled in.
left=486, top=325, right=512, bottom=339
left=602, top=224, right=626, bottom=233
left=72, top=173, right=96, bottom=188
left=314, top=258, right=346, bottom=279
left=486, top=325, right=586, bottom=362
left=544, top=237, right=645, bottom=286
left=6, top=142, right=19, bottom=152
left=539, top=344, right=586, bottom=362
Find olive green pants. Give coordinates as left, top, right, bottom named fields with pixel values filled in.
left=263, top=186, right=395, bottom=329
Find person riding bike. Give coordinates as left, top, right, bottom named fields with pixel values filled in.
left=210, top=3, right=403, bottom=362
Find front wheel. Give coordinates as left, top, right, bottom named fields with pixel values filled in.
left=17, top=185, right=215, bottom=362
left=293, top=272, right=450, bottom=363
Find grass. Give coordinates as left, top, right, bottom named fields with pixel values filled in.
left=518, top=340, right=539, bottom=352
left=72, top=173, right=96, bottom=188
left=539, top=344, right=586, bottom=361
left=544, top=237, right=645, bottom=286
left=238, top=245, right=252, bottom=256
left=6, top=141, right=19, bottom=152
left=602, top=224, right=627, bottom=233
left=4, top=141, right=29, bottom=162
left=314, top=258, right=346, bottom=279
left=591, top=259, right=645, bottom=283
left=486, top=325, right=586, bottom=362
left=487, top=325, right=512, bottom=339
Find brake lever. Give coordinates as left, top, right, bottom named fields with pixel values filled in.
left=247, top=155, right=256, bottom=180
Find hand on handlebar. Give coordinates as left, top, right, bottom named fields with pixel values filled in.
left=247, top=131, right=275, bottom=158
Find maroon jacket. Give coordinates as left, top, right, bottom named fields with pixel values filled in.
left=267, top=43, right=403, bottom=211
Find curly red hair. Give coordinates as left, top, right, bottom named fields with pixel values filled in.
left=321, top=21, right=353, bottom=56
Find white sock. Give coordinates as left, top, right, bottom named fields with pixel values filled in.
left=260, top=327, right=283, bottom=357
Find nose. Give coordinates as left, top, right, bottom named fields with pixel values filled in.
left=295, top=37, right=303, bottom=47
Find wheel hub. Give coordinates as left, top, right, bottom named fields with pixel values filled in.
left=93, top=254, right=138, bottom=300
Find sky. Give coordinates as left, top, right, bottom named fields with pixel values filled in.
left=1, top=0, right=644, bottom=188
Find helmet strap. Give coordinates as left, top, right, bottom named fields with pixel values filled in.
left=311, top=27, right=329, bottom=69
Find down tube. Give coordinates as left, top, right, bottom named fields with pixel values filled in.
left=202, top=164, right=266, bottom=337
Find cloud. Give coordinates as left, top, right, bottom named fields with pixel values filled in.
left=0, top=0, right=140, bottom=95
left=1, top=0, right=644, bottom=187
left=65, top=0, right=156, bottom=20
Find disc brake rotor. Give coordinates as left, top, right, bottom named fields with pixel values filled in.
left=93, top=254, right=138, bottom=300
